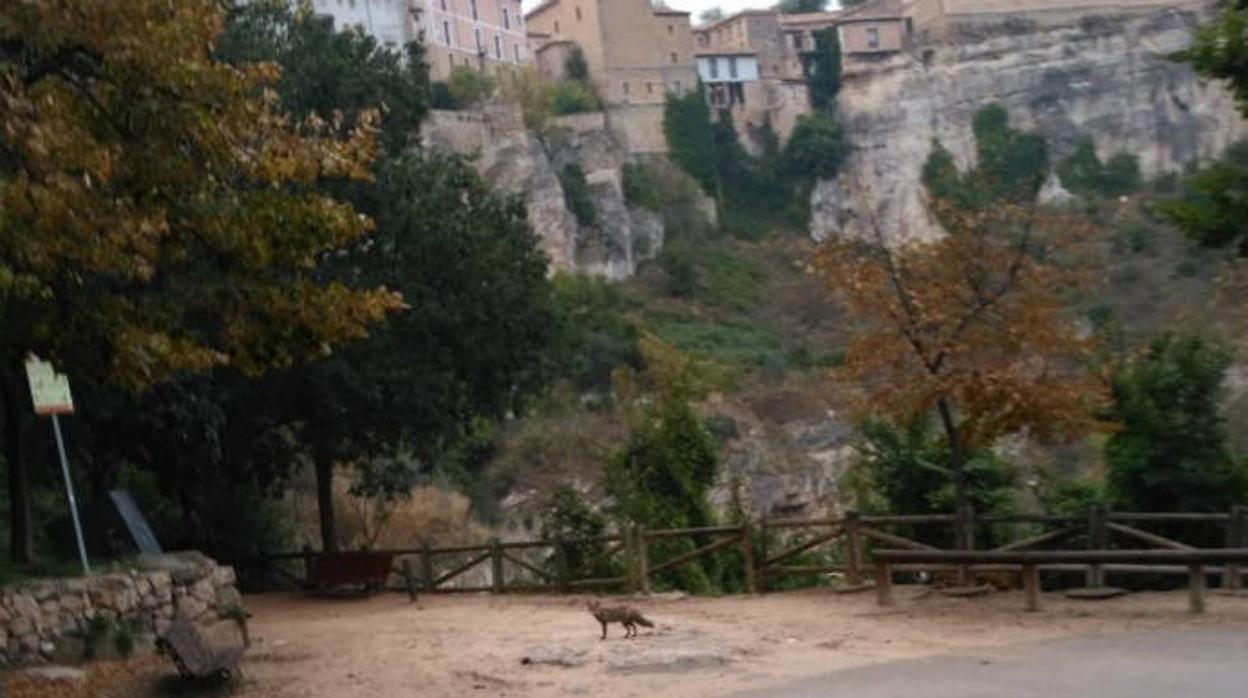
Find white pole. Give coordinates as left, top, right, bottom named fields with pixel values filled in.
left=51, top=414, right=90, bottom=575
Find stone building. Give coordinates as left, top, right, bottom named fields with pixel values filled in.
left=307, top=0, right=532, bottom=81
left=692, top=9, right=840, bottom=148
left=525, top=0, right=698, bottom=153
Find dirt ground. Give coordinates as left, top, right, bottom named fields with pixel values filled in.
left=6, top=586, right=1248, bottom=698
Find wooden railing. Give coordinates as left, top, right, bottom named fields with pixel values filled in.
left=229, top=505, right=1248, bottom=598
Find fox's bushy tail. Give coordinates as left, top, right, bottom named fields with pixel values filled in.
left=635, top=615, right=654, bottom=628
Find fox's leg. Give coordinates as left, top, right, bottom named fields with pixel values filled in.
left=625, top=622, right=635, bottom=638
left=600, top=621, right=607, bottom=639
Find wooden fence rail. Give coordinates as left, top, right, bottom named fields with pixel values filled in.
left=229, top=505, right=1248, bottom=600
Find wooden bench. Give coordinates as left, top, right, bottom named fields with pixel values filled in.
left=308, top=551, right=396, bottom=594
left=157, top=615, right=246, bottom=681
left=872, top=548, right=1248, bottom=613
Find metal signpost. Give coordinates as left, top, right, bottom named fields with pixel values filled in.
left=24, top=356, right=90, bottom=575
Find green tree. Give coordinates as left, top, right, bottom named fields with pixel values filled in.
left=783, top=112, right=846, bottom=179
left=777, top=0, right=828, bottom=13
left=0, top=0, right=396, bottom=562
left=1056, top=136, right=1141, bottom=198
left=564, top=45, right=590, bottom=83
left=1105, top=334, right=1248, bottom=512
left=663, top=84, right=719, bottom=197
left=1175, top=1, right=1248, bottom=112
left=806, top=28, right=843, bottom=112
left=1156, top=142, right=1248, bottom=254
left=923, top=104, right=1049, bottom=210
left=605, top=377, right=721, bottom=591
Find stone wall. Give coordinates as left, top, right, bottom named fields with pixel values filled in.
left=0, top=552, right=242, bottom=667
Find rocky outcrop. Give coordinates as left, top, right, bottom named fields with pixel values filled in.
left=811, top=5, right=1248, bottom=243
left=0, top=552, right=241, bottom=667
left=425, top=106, right=666, bottom=279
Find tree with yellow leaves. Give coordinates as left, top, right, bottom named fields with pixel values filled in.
left=815, top=200, right=1108, bottom=521
left=0, top=1, right=399, bottom=562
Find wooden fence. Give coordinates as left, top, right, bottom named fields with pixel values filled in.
left=230, top=505, right=1248, bottom=598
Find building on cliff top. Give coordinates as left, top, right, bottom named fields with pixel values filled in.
left=306, top=0, right=532, bottom=81
left=525, top=0, right=698, bottom=154
left=693, top=9, right=840, bottom=150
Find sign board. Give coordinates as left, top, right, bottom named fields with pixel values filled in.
left=109, top=489, right=163, bottom=555
left=24, top=357, right=74, bottom=415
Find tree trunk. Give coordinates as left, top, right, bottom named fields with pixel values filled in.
left=315, top=458, right=337, bottom=552
left=0, top=362, right=34, bottom=564
left=936, top=396, right=967, bottom=538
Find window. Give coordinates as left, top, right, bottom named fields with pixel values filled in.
left=622, top=81, right=629, bottom=96
left=730, top=83, right=745, bottom=105
left=673, top=80, right=682, bottom=95
left=439, top=0, right=446, bottom=10
left=792, top=32, right=804, bottom=50
left=728, top=56, right=737, bottom=79
left=494, top=34, right=502, bottom=59
left=475, top=28, right=482, bottom=52
left=668, top=24, right=673, bottom=35
left=575, top=6, right=582, bottom=20
left=514, top=43, right=521, bottom=62
left=709, top=57, right=718, bottom=79
left=503, top=9, right=510, bottom=29
left=647, top=82, right=654, bottom=94
left=471, top=0, right=478, bottom=20
left=554, top=20, right=560, bottom=33
left=867, top=27, right=880, bottom=49
left=670, top=52, right=677, bottom=64
left=443, top=20, right=451, bottom=45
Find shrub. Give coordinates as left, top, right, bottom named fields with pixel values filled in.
left=623, top=163, right=661, bottom=210
left=783, top=112, right=846, bottom=180
left=1105, top=333, right=1248, bottom=512
left=500, top=67, right=553, bottom=131
left=447, top=66, right=495, bottom=107
left=550, top=273, right=641, bottom=390
left=430, top=81, right=457, bottom=109
left=558, top=163, right=597, bottom=225
left=564, top=45, right=590, bottom=82
left=551, top=80, right=599, bottom=115
left=540, top=485, right=621, bottom=579
left=1057, top=136, right=1142, bottom=198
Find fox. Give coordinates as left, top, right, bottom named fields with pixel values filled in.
left=587, top=600, right=654, bottom=639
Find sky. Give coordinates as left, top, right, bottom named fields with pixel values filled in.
left=520, top=1, right=848, bottom=23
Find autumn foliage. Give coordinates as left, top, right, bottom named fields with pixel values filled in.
left=815, top=200, right=1109, bottom=512
left=0, top=0, right=400, bottom=388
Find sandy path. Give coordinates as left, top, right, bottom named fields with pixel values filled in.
left=232, top=587, right=1248, bottom=698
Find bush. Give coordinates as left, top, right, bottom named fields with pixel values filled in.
left=550, top=273, right=641, bottom=390
left=551, top=80, right=599, bottom=115
left=564, top=45, right=590, bottom=83
left=1105, top=333, right=1248, bottom=512
left=783, top=112, right=846, bottom=180
left=558, top=163, right=596, bottom=225
left=447, top=66, right=495, bottom=106
left=623, top=163, right=661, bottom=210
left=540, top=486, right=621, bottom=579
left=1057, top=136, right=1142, bottom=198
left=658, top=246, right=697, bottom=297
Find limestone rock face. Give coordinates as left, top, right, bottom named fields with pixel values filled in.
left=811, top=7, right=1248, bottom=244
left=426, top=106, right=669, bottom=279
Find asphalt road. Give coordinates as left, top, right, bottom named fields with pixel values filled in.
left=730, top=629, right=1248, bottom=698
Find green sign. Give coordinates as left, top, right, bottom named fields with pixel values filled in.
left=25, top=357, right=74, bottom=415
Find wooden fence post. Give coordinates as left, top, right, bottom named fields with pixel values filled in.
left=741, top=521, right=757, bottom=594
left=956, top=504, right=975, bottom=586
left=875, top=560, right=894, bottom=607
left=420, top=539, right=435, bottom=593
left=301, top=544, right=314, bottom=588
left=490, top=537, right=505, bottom=594
left=844, top=511, right=863, bottom=587
left=1086, top=506, right=1108, bottom=588
left=758, top=514, right=770, bottom=594
left=637, top=526, right=651, bottom=595
left=1189, top=564, right=1206, bottom=614
left=553, top=535, right=570, bottom=593
left=1225, top=505, right=1246, bottom=591
left=1022, top=564, right=1040, bottom=612
left=402, top=558, right=419, bottom=602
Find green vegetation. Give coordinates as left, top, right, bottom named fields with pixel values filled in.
left=784, top=112, right=847, bottom=180
left=447, top=65, right=497, bottom=107
left=1106, top=334, right=1248, bottom=512
left=1155, top=141, right=1248, bottom=254
left=923, top=104, right=1049, bottom=210
left=550, top=274, right=642, bottom=391
left=552, top=81, right=599, bottom=115
left=540, top=485, right=621, bottom=579
left=623, top=163, right=662, bottom=211
left=806, top=28, right=843, bottom=113
left=1057, top=136, right=1142, bottom=198
left=559, top=163, right=598, bottom=225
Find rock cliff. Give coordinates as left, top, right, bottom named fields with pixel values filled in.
left=424, top=106, right=664, bottom=279
left=811, top=6, right=1248, bottom=242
